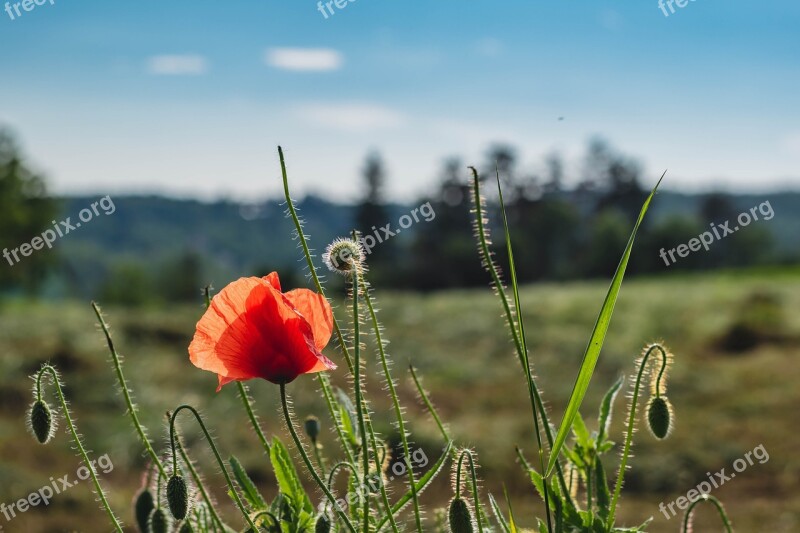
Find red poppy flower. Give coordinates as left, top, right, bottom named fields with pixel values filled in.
left=189, top=272, right=336, bottom=390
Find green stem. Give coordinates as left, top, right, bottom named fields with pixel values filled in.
left=35, top=365, right=123, bottom=532
left=681, top=494, right=733, bottom=533
left=92, top=302, right=167, bottom=479
left=312, top=440, right=327, bottom=478
left=470, top=167, right=565, bottom=527
left=173, top=424, right=228, bottom=531
left=607, top=344, right=668, bottom=527
left=169, top=405, right=257, bottom=530
left=363, top=283, right=422, bottom=532
left=349, top=268, right=371, bottom=533
left=280, top=384, right=357, bottom=533
left=409, top=365, right=450, bottom=442
left=279, top=145, right=354, bottom=374
left=456, top=450, right=485, bottom=533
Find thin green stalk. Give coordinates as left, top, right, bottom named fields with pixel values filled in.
left=319, top=374, right=358, bottom=467
left=456, top=450, right=485, bottom=533
left=607, top=344, right=668, bottom=527
left=169, top=405, right=257, bottom=530
left=409, top=365, right=450, bottom=442
left=280, top=384, right=357, bottom=533
left=349, top=268, right=371, bottom=533
left=682, top=494, right=733, bottom=533
left=92, top=302, right=166, bottom=479
left=363, top=283, right=422, bottom=532
left=470, top=167, right=567, bottom=521
left=36, top=365, right=123, bottom=532
left=172, top=423, right=228, bottom=532
left=279, top=145, right=354, bottom=374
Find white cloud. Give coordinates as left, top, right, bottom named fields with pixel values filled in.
left=781, top=133, right=800, bottom=155
left=264, top=48, right=343, bottom=72
left=146, top=55, right=208, bottom=75
left=294, top=103, right=405, bottom=132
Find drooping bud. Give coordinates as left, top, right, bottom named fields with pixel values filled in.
left=448, top=497, right=474, bottom=533
left=322, top=238, right=365, bottom=276
left=167, top=474, right=189, bottom=520
left=304, top=416, right=321, bottom=443
left=178, top=520, right=195, bottom=533
left=647, top=396, right=673, bottom=440
left=28, top=399, right=54, bottom=444
left=148, top=507, right=172, bottom=533
left=134, top=488, right=156, bottom=533
left=315, top=514, right=332, bottom=533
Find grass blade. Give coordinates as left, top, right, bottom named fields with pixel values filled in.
left=545, top=171, right=666, bottom=477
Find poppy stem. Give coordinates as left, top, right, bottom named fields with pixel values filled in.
left=363, top=282, right=422, bottom=532
left=350, top=267, right=372, bottom=533
left=92, top=301, right=167, bottom=479
left=170, top=415, right=228, bottom=532
left=169, top=404, right=258, bottom=530
left=456, top=450, right=486, bottom=533
left=279, top=383, right=357, bottom=533
left=608, top=343, right=668, bottom=528
left=35, top=365, right=124, bottom=532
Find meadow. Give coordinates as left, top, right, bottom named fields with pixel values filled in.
left=1, top=268, right=798, bottom=532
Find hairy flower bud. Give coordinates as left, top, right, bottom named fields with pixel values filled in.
left=323, top=238, right=365, bottom=275
left=304, top=416, right=321, bottom=443
left=134, top=488, right=155, bottom=532
left=178, top=520, right=195, bottom=533
left=167, top=474, right=189, bottom=520
left=28, top=399, right=54, bottom=444
left=148, top=507, right=172, bottom=533
left=647, top=395, right=673, bottom=440
left=448, top=497, right=474, bottom=533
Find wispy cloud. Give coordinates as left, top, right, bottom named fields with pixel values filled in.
left=294, top=103, right=405, bottom=132
left=146, top=54, right=208, bottom=75
left=264, top=48, right=343, bottom=72
left=475, top=38, right=503, bottom=58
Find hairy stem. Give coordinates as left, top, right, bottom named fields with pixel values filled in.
left=169, top=405, right=257, bottom=530
left=456, top=450, right=486, bottom=533
left=36, top=365, right=123, bottom=532
left=682, top=494, right=733, bottom=533
left=608, top=344, right=668, bottom=527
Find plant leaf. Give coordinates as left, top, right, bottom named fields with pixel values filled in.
left=545, top=171, right=665, bottom=477
left=269, top=437, right=314, bottom=517
left=230, top=455, right=267, bottom=511
left=597, top=375, right=625, bottom=445
left=488, top=493, right=511, bottom=533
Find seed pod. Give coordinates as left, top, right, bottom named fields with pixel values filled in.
left=647, top=396, right=673, bottom=440
left=167, top=474, right=189, bottom=520
left=304, top=416, right=321, bottom=442
left=134, top=488, right=156, bottom=532
left=315, top=514, right=332, bottom=533
left=148, top=507, right=172, bottom=533
left=29, top=400, right=54, bottom=444
left=448, top=497, right=474, bottom=533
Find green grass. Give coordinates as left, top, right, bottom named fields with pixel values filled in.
left=1, top=269, right=799, bottom=531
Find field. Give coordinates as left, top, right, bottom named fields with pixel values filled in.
left=1, top=269, right=798, bottom=532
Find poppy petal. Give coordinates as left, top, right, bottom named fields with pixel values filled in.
left=284, top=289, right=334, bottom=351
left=262, top=272, right=281, bottom=292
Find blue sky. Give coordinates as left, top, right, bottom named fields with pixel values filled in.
left=1, top=0, right=799, bottom=201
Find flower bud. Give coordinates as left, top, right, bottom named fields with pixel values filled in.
left=148, top=507, right=172, bottom=533
left=167, top=474, right=189, bottom=520
left=647, top=396, right=673, bottom=440
left=134, top=488, right=155, bottom=533
left=323, top=238, right=365, bottom=275
left=448, top=497, right=474, bottom=533
left=28, top=399, right=54, bottom=444
left=178, top=520, right=195, bottom=533
left=315, top=514, right=332, bottom=533
left=304, top=416, right=321, bottom=443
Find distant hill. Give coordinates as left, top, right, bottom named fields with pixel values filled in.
left=51, top=191, right=800, bottom=298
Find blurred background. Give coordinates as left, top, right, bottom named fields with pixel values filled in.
left=1, top=1, right=798, bottom=531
